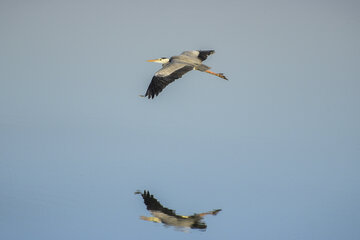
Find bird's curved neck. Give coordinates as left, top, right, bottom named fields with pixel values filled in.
left=162, top=58, right=170, bottom=66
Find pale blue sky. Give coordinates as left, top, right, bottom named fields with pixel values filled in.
left=1, top=0, right=359, bottom=239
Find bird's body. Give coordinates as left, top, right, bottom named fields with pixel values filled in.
left=135, top=190, right=221, bottom=230
left=144, top=50, right=227, bottom=98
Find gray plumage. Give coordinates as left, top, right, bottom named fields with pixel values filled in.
left=144, top=50, right=227, bottom=99
left=135, top=190, right=221, bottom=231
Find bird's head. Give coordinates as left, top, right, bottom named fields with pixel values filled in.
left=147, top=57, right=170, bottom=64
left=140, top=216, right=161, bottom=223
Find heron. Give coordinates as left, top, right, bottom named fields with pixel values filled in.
left=135, top=190, right=221, bottom=230
left=142, top=50, right=228, bottom=98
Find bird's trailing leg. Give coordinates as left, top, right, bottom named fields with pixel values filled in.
left=205, top=70, right=228, bottom=80
left=140, top=216, right=161, bottom=223
left=198, top=209, right=222, bottom=217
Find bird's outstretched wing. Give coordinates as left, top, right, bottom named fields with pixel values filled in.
left=145, top=62, right=193, bottom=99
left=197, top=50, right=215, bottom=61
left=138, top=190, right=178, bottom=217
left=180, top=50, right=215, bottom=61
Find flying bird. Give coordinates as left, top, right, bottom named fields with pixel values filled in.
left=142, top=50, right=228, bottom=98
left=135, top=190, right=221, bottom=230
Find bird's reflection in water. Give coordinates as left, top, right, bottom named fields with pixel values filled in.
left=135, top=190, right=221, bottom=232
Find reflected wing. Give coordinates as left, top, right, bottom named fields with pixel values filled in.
left=145, top=62, right=193, bottom=99
left=140, top=190, right=178, bottom=217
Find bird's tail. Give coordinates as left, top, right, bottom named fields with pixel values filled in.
left=195, top=64, right=211, bottom=72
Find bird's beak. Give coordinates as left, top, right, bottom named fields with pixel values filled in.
left=147, top=59, right=158, bottom=62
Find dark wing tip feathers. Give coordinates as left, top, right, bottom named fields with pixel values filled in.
left=140, top=190, right=177, bottom=216
left=145, top=76, right=164, bottom=99
left=197, top=50, right=215, bottom=61
left=145, top=65, right=193, bottom=99
left=141, top=190, right=161, bottom=210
